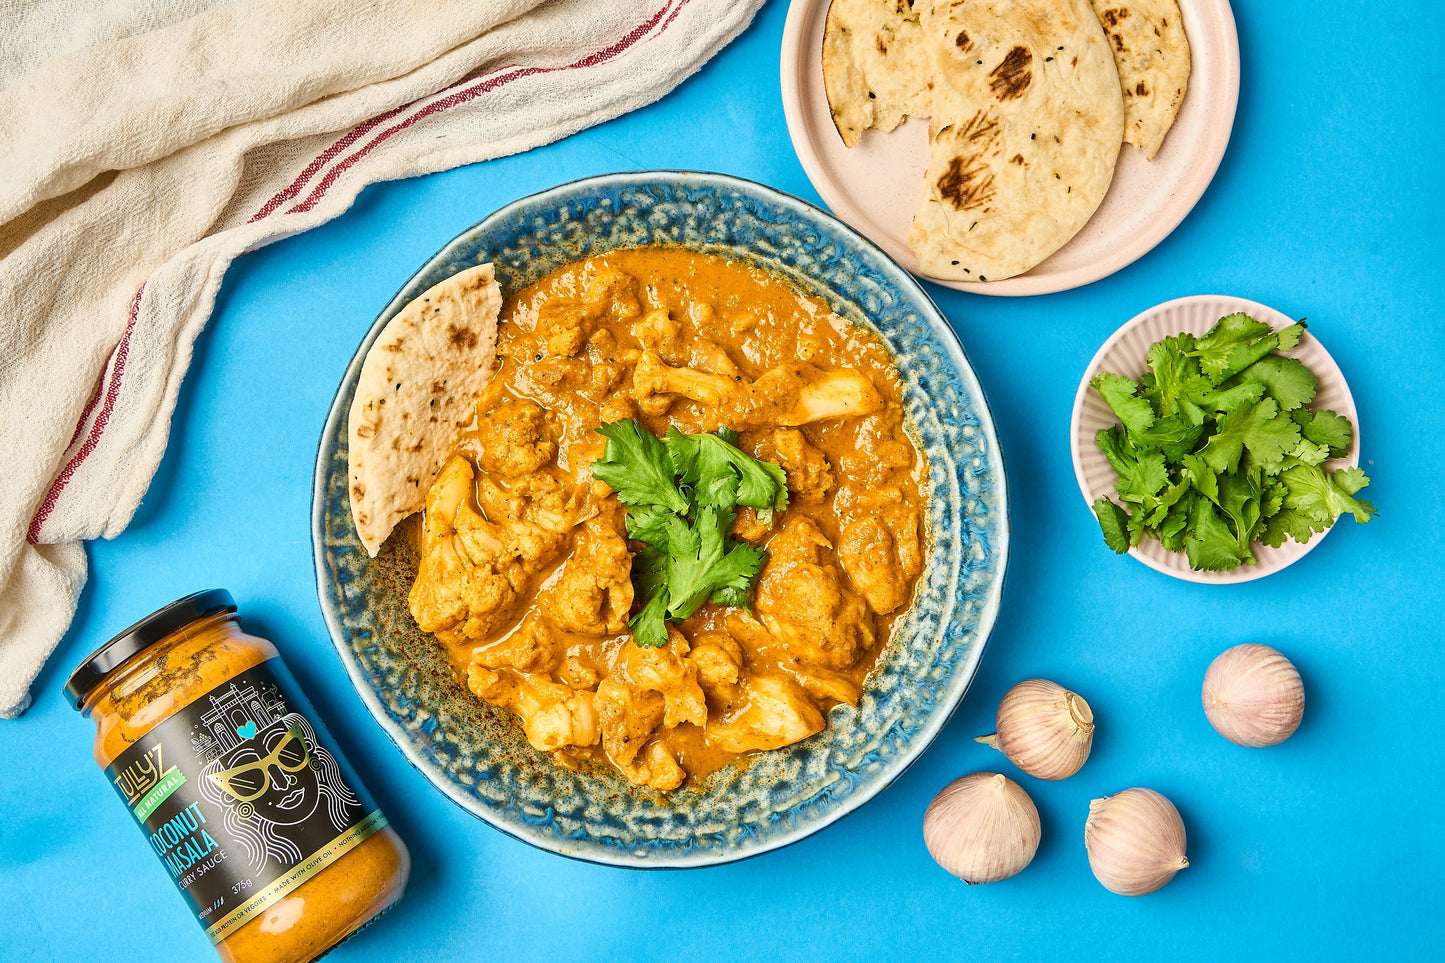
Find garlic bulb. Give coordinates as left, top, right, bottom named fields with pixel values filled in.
left=1084, top=788, right=1189, bottom=896
left=976, top=679, right=1094, bottom=780
left=1202, top=643, right=1305, bottom=747
left=923, top=773, right=1040, bottom=884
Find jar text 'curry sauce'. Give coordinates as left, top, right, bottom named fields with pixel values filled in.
left=407, top=249, right=928, bottom=790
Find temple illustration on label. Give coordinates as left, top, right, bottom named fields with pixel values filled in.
left=192, top=681, right=287, bottom=760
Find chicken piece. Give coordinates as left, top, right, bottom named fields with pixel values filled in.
left=753, top=517, right=875, bottom=670
left=472, top=610, right=563, bottom=674
left=409, top=456, right=526, bottom=643
left=475, top=399, right=555, bottom=477
left=632, top=348, right=737, bottom=416
left=706, top=674, right=825, bottom=754
left=784, top=666, right=862, bottom=707
left=594, top=677, right=666, bottom=768
left=467, top=665, right=599, bottom=752
left=547, top=503, right=633, bottom=636
left=618, top=741, right=686, bottom=792
left=838, top=413, right=913, bottom=484
left=837, top=513, right=920, bottom=615
left=728, top=363, right=884, bottom=428
left=690, top=634, right=743, bottom=691
left=753, top=428, right=834, bottom=502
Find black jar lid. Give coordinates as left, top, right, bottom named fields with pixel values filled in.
left=64, top=589, right=238, bottom=710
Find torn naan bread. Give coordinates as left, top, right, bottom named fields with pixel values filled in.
left=822, top=0, right=933, bottom=147
left=908, top=0, right=1124, bottom=282
left=1089, top=0, right=1191, bottom=160
left=348, top=263, right=500, bottom=557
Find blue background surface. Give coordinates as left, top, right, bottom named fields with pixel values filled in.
left=4, top=1, right=1442, bottom=959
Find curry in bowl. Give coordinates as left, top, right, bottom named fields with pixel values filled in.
left=385, top=247, right=927, bottom=791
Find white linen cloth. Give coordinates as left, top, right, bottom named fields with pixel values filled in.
left=0, top=0, right=763, bottom=717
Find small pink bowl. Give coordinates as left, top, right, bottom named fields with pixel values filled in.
left=1070, top=295, right=1361, bottom=584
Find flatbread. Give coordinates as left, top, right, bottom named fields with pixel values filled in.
left=822, top=0, right=933, bottom=148
left=1089, top=1, right=1191, bottom=159
left=908, top=0, right=1124, bottom=282
left=348, top=263, right=500, bottom=557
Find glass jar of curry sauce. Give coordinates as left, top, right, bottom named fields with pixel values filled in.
left=65, top=589, right=409, bottom=963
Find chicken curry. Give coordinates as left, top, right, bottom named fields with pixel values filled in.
left=407, top=248, right=927, bottom=791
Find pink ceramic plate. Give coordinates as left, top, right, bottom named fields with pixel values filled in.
left=779, top=0, right=1240, bottom=296
left=1070, top=295, right=1362, bottom=584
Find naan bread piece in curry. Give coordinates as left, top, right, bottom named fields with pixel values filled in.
left=1089, top=0, right=1191, bottom=159
left=348, top=262, right=500, bottom=557
left=822, top=0, right=933, bottom=147
left=908, top=0, right=1125, bottom=282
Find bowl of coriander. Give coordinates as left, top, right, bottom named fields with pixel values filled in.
left=1071, top=294, right=1375, bottom=584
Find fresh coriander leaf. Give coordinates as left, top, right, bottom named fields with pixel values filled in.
left=1259, top=503, right=1325, bottom=548
left=1233, top=355, right=1318, bottom=411
left=1142, top=334, right=1199, bottom=417
left=666, top=427, right=788, bottom=520
left=1216, top=469, right=1264, bottom=558
left=626, top=507, right=673, bottom=547
left=1275, top=322, right=1305, bottom=352
left=1192, top=316, right=1306, bottom=385
left=1183, top=378, right=1266, bottom=415
left=1179, top=452, right=1219, bottom=505
left=1096, top=426, right=1169, bottom=503
left=1261, top=477, right=1286, bottom=521
left=1200, top=399, right=1300, bottom=474
left=1142, top=480, right=1190, bottom=527
left=1282, top=438, right=1332, bottom=468
left=1158, top=491, right=1195, bottom=553
left=1280, top=465, right=1376, bottom=525
left=1128, top=413, right=1202, bottom=462
left=1190, top=312, right=1274, bottom=383
left=593, top=420, right=688, bottom=513
left=663, top=506, right=767, bottom=619
left=632, top=543, right=669, bottom=600
left=1093, top=498, right=1132, bottom=554
left=1184, top=497, right=1249, bottom=571
left=1092, top=372, right=1157, bottom=434
left=628, top=588, right=671, bottom=648
left=1293, top=408, right=1353, bottom=453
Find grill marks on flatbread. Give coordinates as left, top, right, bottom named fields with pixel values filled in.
left=822, top=0, right=933, bottom=147
left=348, top=263, right=500, bottom=557
left=1088, top=0, right=1191, bottom=160
left=909, top=0, right=1124, bottom=282
left=821, top=0, right=1191, bottom=282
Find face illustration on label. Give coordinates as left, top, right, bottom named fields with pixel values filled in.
left=208, top=720, right=321, bottom=826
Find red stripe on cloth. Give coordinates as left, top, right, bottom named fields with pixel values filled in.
left=248, top=103, right=411, bottom=223
left=287, top=0, right=686, bottom=215
left=29, top=286, right=145, bottom=543
left=63, top=364, right=107, bottom=451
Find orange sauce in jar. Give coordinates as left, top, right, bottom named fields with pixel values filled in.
left=67, top=590, right=409, bottom=963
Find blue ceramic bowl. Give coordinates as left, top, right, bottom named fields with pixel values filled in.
left=312, top=171, right=1008, bottom=867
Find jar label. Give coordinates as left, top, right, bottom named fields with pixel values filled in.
left=103, top=658, right=385, bottom=944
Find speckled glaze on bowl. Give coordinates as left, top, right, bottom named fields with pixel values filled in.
left=312, top=171, right=1008, bottom=867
